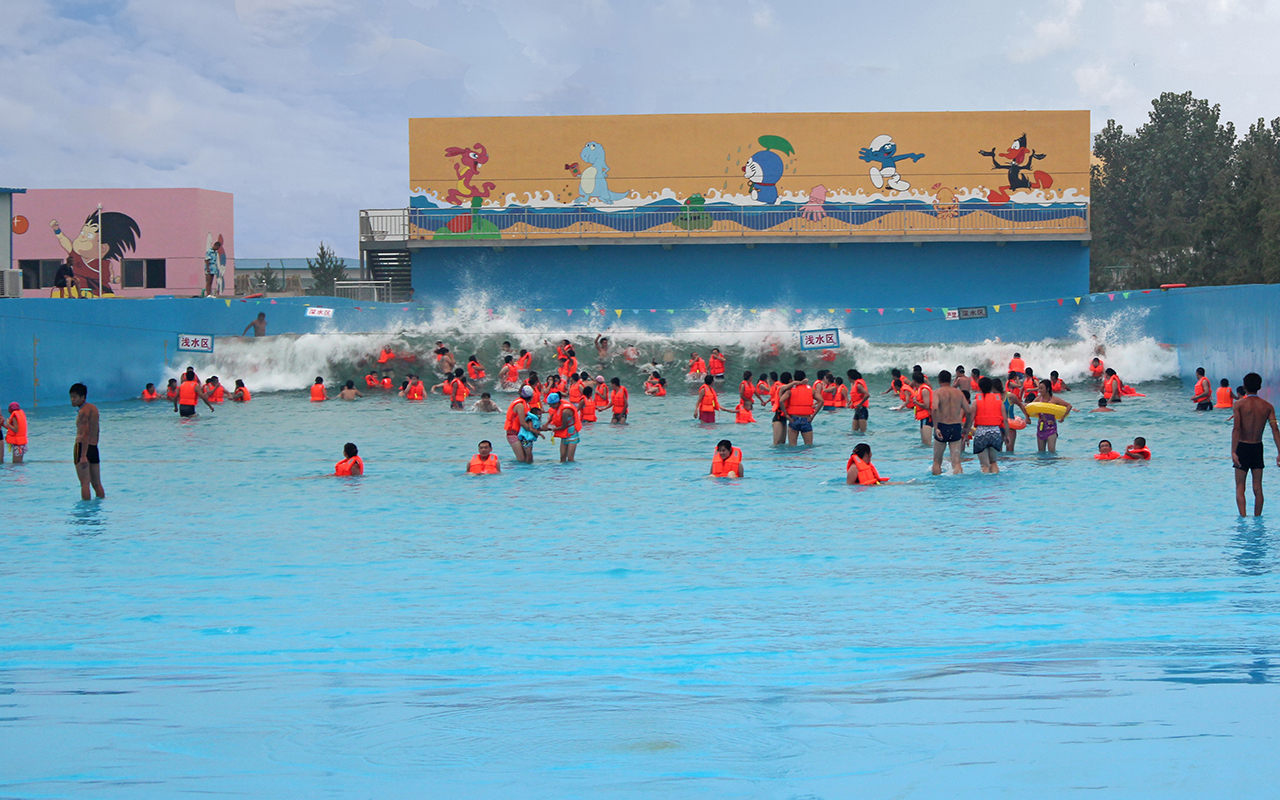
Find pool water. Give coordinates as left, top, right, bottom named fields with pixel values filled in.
left=1, top=373, right=1277, bottom=798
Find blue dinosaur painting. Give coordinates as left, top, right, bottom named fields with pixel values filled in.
left=575, top=141, right=630, bottom=204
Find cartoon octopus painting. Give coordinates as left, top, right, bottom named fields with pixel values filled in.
left=978, top=134, right=1053, bottom=204
left=444, top=143, right=496, bottom=205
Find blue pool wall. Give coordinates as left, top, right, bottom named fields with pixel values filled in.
left=0, top=285, right=1275, bottom=406
left=409, top=240, right=1092, bottom=312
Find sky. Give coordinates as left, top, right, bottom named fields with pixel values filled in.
left=2, top=0, right=1279, bottom=257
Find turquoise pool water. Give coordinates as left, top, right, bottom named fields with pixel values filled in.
left=1, top=369, right=1277, bottom=798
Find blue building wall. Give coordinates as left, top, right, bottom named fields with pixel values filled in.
left=1163, top=285, right=1280, bottom=397
left=409, top=240, right=1091, bottom=311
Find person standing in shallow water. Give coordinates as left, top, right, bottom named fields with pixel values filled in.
left=70, top=383, right=105, bottom=501
left=1232, top=372, right=1280, bottom=516
left=930, top=370, right=970, bottom=476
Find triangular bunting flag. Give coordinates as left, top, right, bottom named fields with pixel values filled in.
left=941, top=308, right=949, bottom=315
left=224, top=299, right=231, bottom=307
left=535, top=308, right=542, bottom=311
left=845, top=308, right=852, bottom=313
left=667, top=310, right=674, bottom=314
left=1108, top=293, right=1115, bottom=301
left=1142, top=290, right=1152, bottom=294
left=615, top=309, right=622, bottom=317
left=860, top=308, right=868, bottom=313
left=993, top=305, right=1000, bottom=312
left=1122, top=293, right=1129, bottom=300
left=599, top=309, right=606, bottom=315
left=566, top=309, right=573, bottom=316
left=878, top=308, right=884, bottom=315
left=1074, top=297, right=1081, bottom=305
left=795, top=308, right=802, bottom=313
left=650, top=309, right=656, bottom=313
left=909, top=308, right=915, bottom=313
left=828, top=308, right=835, bottom=313
left=749, top=309, right=757, bottom=314
left=1010, top=303, right=1017, bottom=311
left=1057, top=298, right=1064, bottom=306
left=925, top=308, right=932, bottom=313
left=270, top=299, right=277, bottom=304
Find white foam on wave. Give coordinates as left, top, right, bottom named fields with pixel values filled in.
left=177, top=297, right=1177, bottom=394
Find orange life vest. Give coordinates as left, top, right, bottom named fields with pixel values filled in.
left=365, top=375, right=379, bottom=387
left=708, top=354, right=725, bottom=376
left=5, top=409, right=28, bottom=446
left=611, top=386, right=629, bottom=413
left=516, top=353, right=531, bottom=370
left=551, top=404, right=581, bottom=437
left=1089, top=360, right=1105, bottom=377
left=500, top=363, right=518, bottom=383
left=820, top=382, right=838, bottom=403
left=973, top=392, right=1005, bottom=426
left=698, top=385, right=720, bottom=413
left=1123, top=447, right=1152, bottom=460
left=1103, top=375, right=1122, bottom=399
left=568, top=380, right=585, bottom=405
left=1095, top=451, right=1122, bottom=461
left=468, top=362, right=485, bottom=380
left=449, top=379, right=470, bottom=403
left=688, top=357, right=706, bottom=375
left=1022, top=377, right=1037, bottom=396
left=467, top=454, right=500, bottom=474
left=234, top=387, right=252, bottom=402
left=381, top=377, right=393, bottom=390
left=1215, top=386, right=1234, bottom=409
left=178, top=379, right=198, bottom=405
left=734, top=403, right=755, bottom=423
left=831, top=385, right=849, bottom=408
left=406, top=381, right=425, bottom=401
left=846, top=454, right=884, bottom=485
left=593, top=385, right=611, bottom=408
left=377, top=348, right=395, bottom=363
left=166, top=386, right=178, bottom=400
left=654, top=384, right=666, bottom=397
left=1009, top=357, right=1026, bottom=373
left=1008, top=381, right=1024, bottom=401
left=142, top=388, right=158, bottom=400
left=310, top=384, right=326, bottom=402
left=785, top=383, right=814, bottom=417
left=1051, top=379, right=1066, bottom=393
left=208, top=384, right=225, bottom=403
left=710, top=446, right=743, bottom=477
left=1194, top=376, right=1210, bottom=402
left=755, top=380, right=770, bottom=399
left=851, top=378, right=869, bottom=408
left=335, top=455, right=363, bottom=476
left=580, top=399, right=598, bottom=422
left=912, top=384, right=933, bottom=420
left=740, top=380, right=754, bottom=404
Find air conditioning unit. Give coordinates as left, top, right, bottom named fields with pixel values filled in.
left=0, top=270, right=22, bottom=298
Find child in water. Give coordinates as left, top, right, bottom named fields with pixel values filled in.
left=1123, top=437, right=1152, bottom=460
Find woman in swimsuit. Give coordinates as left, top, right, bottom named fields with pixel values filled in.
left=1034, top=379, right=1073, bottom=454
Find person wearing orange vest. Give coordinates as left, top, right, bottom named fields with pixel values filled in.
left=541, top=392, right=582, bottom=462
left=164, top=379, right=179, bottom=401
left=580, top=386, right=598, bottom=422
left=365, top=371, right=380, bottom=388
left=310, top=377, right=328, bottom=402
left=780, top=369, right=823, bottom=446
left=1049, top=371, right=1069, bottom=394
left=173, top=368, right=215, bottom=418
left=733, top=401, right=755, bottom=423
left=334, top=442, right=363, bottom=476
left=969, top=376, right=1007, bottom=474
left=1215, top=379, right=1236, bottom=409
left=567, top=373, right=586, bottom=407
left=498, top=356, right=519, bottom=388
left=1020, top=367, right=1038, bottom=404
left=687, top=352, right=706, bottom=378
left=232, top=379, right=252, bottom=402
left=516, top=349, right=532, bottom=372
left=4, top=402, right=29, bottom=463
left=845, top=442, right=887, bottom=485
left=205, top=377, right=226, bottom=404
left=848, top=369, right=870, bottom=433
left=377, top=345, right=396, bottom=364
left=881, top=368, right=906, bottom=396
left=755, top=375, right=771, bottom=402
left=1123, top=437, right=1152, bottom=460
left=336, top=380, right=362, bottom=401
left=467, top=356, right=486, bottom=382
left=593, top=375, right=611, bottom=408
left=738, top=371, right=755, bottom=412
left=1192, top=367, right=1212, bottom=411
left=830, top=377, right=849, bottom=409
left=141, top=383, right=159, bottom=401
left=910, top=372, right=934, bottom=446
left=1095, top=439, right=1123, bottom=460
left=695, top=375, right=721, bottom=423
left=1008, top=352, right=1026, bottom=375
left=404, top=375, right=425, bottom=401
left=644, top=370, right=661, bottom=395
left=466, top=440, right=502, bottom=474
left=710, top=439, right=744, bottom=478
left=708, top=348, right=726, bottom=379
left=1102, top=368, right=1124, bottom=404
left=653, top=378, right=667, bottom=396
left=505, top=386, right=536, bottom=462
left=380, top=372, right=395, bottom=391
left=770, top=370, right=791, bottom=445
left=610, top=377, right=629, bottom=423
left=1088, top=357, right=1106, bottom=380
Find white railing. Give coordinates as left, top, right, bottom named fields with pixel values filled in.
left=360, top=203, right=1089, bottom=244
left=334, top=280, right=393, bottom=303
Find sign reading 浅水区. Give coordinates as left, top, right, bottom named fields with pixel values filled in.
left=798, top=328, right=840, bottom=351
left=177, top=334, right=214, bottom=352
left=945, top=307, right=988, bottom=321
left=305, top=307, right=334, bottom=318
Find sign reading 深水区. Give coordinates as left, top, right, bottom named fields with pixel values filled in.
left=305, top=307, right=334, bottom=318
left=798, top=328, right=840, bottom=351
left=945, top=307, right=989, bottom=321
left=177, top=334, right=214, bottom=352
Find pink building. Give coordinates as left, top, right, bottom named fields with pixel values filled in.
left=11, top=188, right=233, bottom=298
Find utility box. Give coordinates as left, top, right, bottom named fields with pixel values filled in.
left=0, top=269, right=21, bottom=298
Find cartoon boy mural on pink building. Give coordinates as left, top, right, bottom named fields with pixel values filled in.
left=47, top=210, right=140, bottom=295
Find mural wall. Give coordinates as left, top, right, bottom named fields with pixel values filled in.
left=407, top=111, right=1090, bottom=240
left=12, top=188, right=234, bottom=298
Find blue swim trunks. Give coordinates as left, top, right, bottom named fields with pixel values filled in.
left=788, top=416, right=813, bottom=433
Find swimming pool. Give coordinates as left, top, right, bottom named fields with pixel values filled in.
left=1, top=359, right=1277, bottom=797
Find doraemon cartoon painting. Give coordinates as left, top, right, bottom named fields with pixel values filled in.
left=858, top=134, right=925, bottom=192
left=742, top=135, right=795, bottom=204
left=575, top=141, right=630, bottom=205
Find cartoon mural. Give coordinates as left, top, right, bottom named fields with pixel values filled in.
left=575, top=142, right=630, bottom=205
left=443, top=143, right=496, bottom=205
left=407, top=111, right=1089, bottom=238
left=978, top=134, right=1053, bottom=204
left=48, top=210, right=140, bottom=295
left=858, top=135, right=925, bottom=191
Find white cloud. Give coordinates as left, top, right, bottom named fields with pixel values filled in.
left=1143, top=1, right=1174, bottom=25
left=1009, top=0, right=1084, bottom=63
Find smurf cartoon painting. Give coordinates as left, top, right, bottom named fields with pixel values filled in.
left=859, top=134, right=925, bottom=192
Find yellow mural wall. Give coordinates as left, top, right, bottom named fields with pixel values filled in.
left=409, top=111, right=1090, bottom=208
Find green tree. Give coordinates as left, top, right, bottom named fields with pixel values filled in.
left=1091, top=91, right=1236, bottom=290
left=307, top=242, right=348, bottom=296
left=256, top=260, right=283, bottom=293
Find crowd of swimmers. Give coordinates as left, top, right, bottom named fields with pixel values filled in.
left=11, top=339, right=1276, bottom=517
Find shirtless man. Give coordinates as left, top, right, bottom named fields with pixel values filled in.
left=930, top=370, right=971, bottom=475
left=242, top=312, right=267, bottom=337
left=337, top=380, right=363, bottom=400
left=594, top=334, right=612, bottom=361
left=70, top=383, right=105, bottom=501
left=1232, top=372, right=1280, bottom=516
left=472, top=393, right=500, bottom=412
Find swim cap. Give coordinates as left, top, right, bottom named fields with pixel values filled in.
left=595, top=375, right=605, bottom=383
left=547, top=392, right=561, bottom=404
left=520, top=386, right=533, bottom=398
left=7, top=402, right=18, bottom=411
